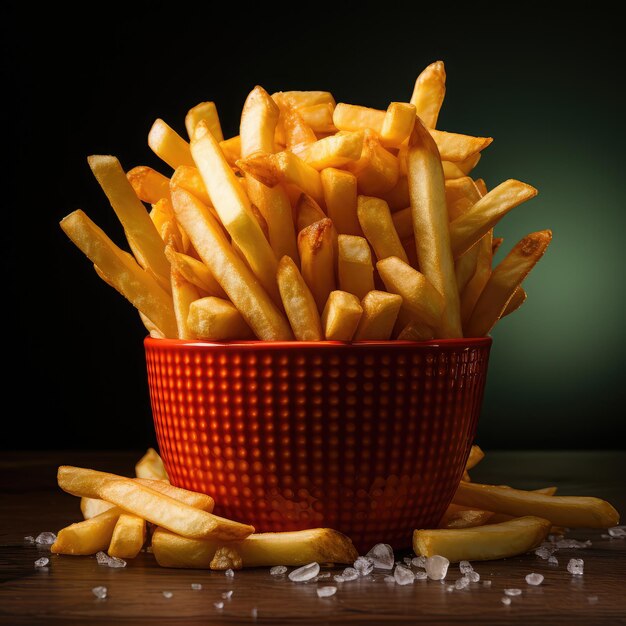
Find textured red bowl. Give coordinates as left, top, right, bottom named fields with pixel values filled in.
left=145, top=337, right=491, bottom=552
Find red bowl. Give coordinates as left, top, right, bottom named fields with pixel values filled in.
left=145, top=337, right=491, bottom=552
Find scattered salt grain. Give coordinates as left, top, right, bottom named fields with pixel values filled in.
left=425, top=555, right=449, bottom=580
left=317, top=586, right=337, bottom=598
left=567, top=558, right=584, bottom=575
left=394, top=565, right=415, bottom=585
left=588, top=595, right=599, bottom=604
left=548, top=556, right=559, bottom=565
left=225, top=569, right=235, bottom=578
left=608, top=526, right=626, bottom=538
left=455, top=576, right=470, bottom=590
left=95, top=551, right=126, bottom=568
left=501, top=596, right=511, bottom=606
left=504, top=588, right=522, bottom=596
left=412, top=556, right=427, bottom=569
left=483, top=580, right=492, bottom=587
left=222, top=590, right=233, bottom=600
left=459, top=560, right=473, bottom=574
left=383, top=575, right=395, bottom=583
left=354, top=557, right=374, bottom=577
left=534, top=547, right=552, bottom=560
left=289, top=562, right=320, bottom=582
left=467, top=570, right=480, bottom=583
left=414, top=571, right=428, bottom=581
left=526, top=573, right=544, bottom=586
left=34, top=557, right=49, bottom=568
left=35, top=532, right=56, bottom=546
left=315, top=572, right=331, bottom=580
left=251, top=607, right=258, bottom=619
left=341, top=567, right=359, bottom=581
left=446, top=585, right=454, bottom=592
left=556, top=539, right=591, bottom=549
left=601, top=534, right=611, bottom=539
left=365, top=543, right=395, bottom=570
left=214, top=601, right=224, bottom=610
left=191, top=583, right=202, bottom=590
left=24, top=536, right=35, bottom=544
left=334, top=575, right=345, bottom=583
left=92, top=586, right=107, bottom=599
left=162, top=591, right=173, bottom=599
left=270, top=565, right=287, bottom=576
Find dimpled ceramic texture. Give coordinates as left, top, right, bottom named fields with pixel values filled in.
left=145, top=337, right=491, bottom=551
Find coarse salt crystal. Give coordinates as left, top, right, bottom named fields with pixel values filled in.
left=383, top=575, right=395, bottom=583
left=162, top=591, right=173, bottom=599
left=459, top=560, right=473, bottom=574
left=394, top=565, right=415, bottom=585
left=365, top=543, right=394, bottom=570
left=270, top=565, right=287, bottom=576
left=534, top=547, right=552, bottom=560
left=455, top=576, right=469, bottom=590
left=608, top=526, right=626, bottom=538
left=92, top=585, right=107, bottom=599
left=95, top=551, right=126, bottom=568
left=35, top=532, right=57, bottom=546
left=222, top=590, right=233, bottom=600
left=225, top=569, right=235, bottom=578
left=341, top=567, right=359, bottom=581
left=191, top=583, right=202, bottom=590
left=501, top=596, right=511, bottom=605
left=354, top=557, right=374, bottom=577
left=334, top=575, right=345, bottom=583
left=214, top=601, right=224, bottom=609
left=504, top=588, right=522, bottom=596
left=525, top=573, right=544, bottom=586
left=251, top=607, right=258, bottom=619
left=548, top=556, right=559, bottom=565
left=467, top=570, right=480, bottom=583
left=556, top=539, right=591, bottom=549
left=483, top=580, right=492, bottom=587
left=412, top=556, right=427, bottom=569
left=24, top=536, right=35, bottom=544
left=289, top=562, right=320, bottom=582
left=317, top=586, right=337, bottom=598
left=34, top=557, right=49, bottom=568
left=567, top=558, right=584, bottom=575
left=414, top=571, right=428, bottom=581
left=315, top=572, right=331, bottom=580
left=425, top=555, right=449, bottom=580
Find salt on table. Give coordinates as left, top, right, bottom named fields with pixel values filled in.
left=35, top=532, right=57, bottom=546
left=288, top=562, right=320, bottom=582
left=501, top=596, right=512, bottom=606
left=34, top=557, right=49, bottom=568
left=365, top=543, right=394, bottom=570
left=504, top=588, right=522, bottom=596
left=425, top=555, right=449, bottom=580
left=454, top=576, right=469, bottom=590
left=191, top=583, right=202, bottom=590
left=92, top=586, right=107, bottom=599
left=341, top=567, right=359, bottom=581
left=162, top=591, right=173, bottom=599
left=393, top=565, right=415, bottom=585
left=317, top=586, right=337, bottom=598
left=270, top=565, right=287, bottom=576
left=525, top=573, right=544, bottom=586
left=567, top=558, right=584, bottom=575
left=222, top=590, right=233, bottom=600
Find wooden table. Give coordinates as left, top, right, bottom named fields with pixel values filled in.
left=1, top=451, right=624, bottom=625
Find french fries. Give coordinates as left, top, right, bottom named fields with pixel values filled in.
left=438, top=504, right=494, bottom=530
left=501, top=286, right=527, bottom=317
left=171, top=165, right=212, bottom=207
left=298, top=218, right=336, bottom=313
left=298, top=132, right=364, bottom=170
left=127, top=166, right=171, bottom=204
left=345, top=130, right=398, bottom=195
left=51, top=508, right=121, bottom=555
left=171, top=270, right=199, bottom=339
left=322, top=291, right=363, bottom=341
left=185, top=101, right=223, bottom=142
left=187, top=296, right=254, bottom=340
left=414, top=516, right=551, bottom=562
left=357, top=196, right=408, bottom=262
left=465, top=445, right=485, bottom=471
left=148, top=119, right=195, bottom=169
left=164, top=246, right=226, bottom=298
left=81, top=497, right=115, bottom=520
left=108, top=514, right=146, bottom=559
left=321, top=168, right=361, bottom=236
left=135, top=448, right=169, bottom=481
left=410, top=60, right=446, bottom=128
left=353, top=291, right=402, bottom=340
left=337, top=235, right=375, bottom=300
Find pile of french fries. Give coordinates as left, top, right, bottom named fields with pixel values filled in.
left=60, top=61, right=552, bottom=341
left=52, top=448, right=618, bottom=567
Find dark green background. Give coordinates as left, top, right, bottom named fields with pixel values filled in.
left=5, top=2, right=624, bottom=448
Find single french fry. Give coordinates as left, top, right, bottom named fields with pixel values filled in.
left=148, top=119, right=195, bottom=169
left=165, top=246, right=226, bottom=298
left=358, top=196, right=408, bottom=262
left=131, top=479, right=214, bottom=511
left=438, top=504, right=494, bottom=529
left=456, top=152, right=482, bottom=175
left=135, top=448, right=169, bottom=481
left=455, top=243, right=481, bottom=294
left=460, top=231, right=493, bottom=330
left=276, top=256, right=323, bottom=341
left=492, top=236, right=504, bottom=256
left=185, top=101, right=223, bottom=142
left=321, top=168, right=362, bottom=236
left=296, top=193, right=327, bottom=232
left=354, top=290, right=402, bottom=340
left=191, top=122, right=281, bottom=303
left=449, top=180, right=538, bottom=258
left=240, top=86, right=280, bottom=157
left=322, top=291, right=363, bottom=341
left=88, top=155, right=171, bottom=282
left=299, top=103, right=336, bottom=133
left=345, top=130, right=399, bottom=195
left=407, top=119, right=462, bottom=337
left=219, top=136, right=241, bottom=167
left=414, top=516, right=551, bottom=562
left=152, top=527, right=358, bottom=569
left=283, top=107, right=317, bottom=150
left=465, top=445, right=485, bottom=470
left=442, top=161, right=466, bottom=179
left=51, top=508, right=122, bottom=555
left=381, top=102, right=417, bottom=147
left=377, top=256, right=444, bottom=330
left=127, top=166, right=171, bottom=204
left=108, top=514, right=146, bottom=559
left=333, top=103, right=385, bottom=133
left=81, top=497, right=115, bottom=520
left=410, top=61, right=446, bottom=129
left=428, top=129, right=493, bottom=162
left=60, top=211, right=178, bottom=338
left=298, top=218, right=336, bottom=313
left=138, top=311, right=165, bottom=339
left=467, top=230, right=552, bottom=336
left=501, top=286, right=527, bottom=317
left=187, top=297, right=254, bottom=340
left=445, top=177, right=483, bottom=222
left=453, top=482, right=620, bottom=528
left=171, top=270, right=200, bottom=339
left=474, top=178, right=488, bottom=196
left=337, top=235, right=375, bottom=300
left=150, top=197, right=174, bottom=237
left=397, top=320, right=435, bottom=341
left=273, top=91, right=336, bottom=110
left=380, top=177, right=410, bottom=212
left=297, top=131, right=364, bottom=170
left=170, top=187, right=292, bottom=340
left=171, top=166, right=211, bottom=206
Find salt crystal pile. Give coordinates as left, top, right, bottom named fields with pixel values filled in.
left=214, top=601, right=224, bottom=609
left=525, top=573, right=544, bottom=586
left=95, top=551, right=126, bottom=568
left=288, top=562, right=320, bottom=582
left=35, top=532, right=57, bottom=546
left=222, top=590, right=233, bottom=600
left=365, top=544, right=394, bottom=570
left=393, top=565, right=415, bottom=585
left=92, top=585, right=107, bottom=599
left=191, top=583, right=202, bottom=590
left=504, top=588, right=522, bottom=596
left=467, top=571, right=480, bottom=582
left=270, top=565, right=287, bottom=576
left=608, top=526, right=626, bottom=538
left=459, top=560, right=473, bottom=574
left=455, top=576, right=469, bottom=590
left=534, top=547, right=553, bottom=560
left=341, top=567, right=359, bottom=581
left=501, top=596, right=511, bottom=606
left=24, top=536, right=35, bottom=544
left=567, top=558, right=584, bottom=575
left=317, top=586, right=337, bottom=598
left=225, top=569, right=235, bottom=578
left=556, top=539, right=591, bottom=549
left=34, top=557, right=49, bottom=568
left=412, top=556, right=426, bottom=569
left=414, top=571, right=428, bottom=581
left=425, top=555, right=449, bottom=580
left=548, top=556, right=559, bottom=565
left=162, top=591, right=173, bottom=599
left=354, top=557, right=374, bottom=577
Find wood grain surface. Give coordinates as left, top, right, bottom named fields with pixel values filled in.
left=1, top=450, right=624, bottom=625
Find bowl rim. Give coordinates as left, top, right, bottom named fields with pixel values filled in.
left=145, top=336, right=492, bottom=350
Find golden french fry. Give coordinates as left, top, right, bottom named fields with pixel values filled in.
left=165, top=246, right=226, bottom=298
left=276, top=256, right=323, bottom=341
left=357, top=195, right=408, bottom=262
left=410, top=61, right=446, bottom=128
left=445, top=176, right=483, bottom=221
left=298, top=218, right=336, bottom=313
left=108, top=514, right=146, bottom=559
left=60, top=211, right=178, bottom=338
left=438, top=504, right=494, bottom=529
left=191, top=122, right=281, bottom=302
left=456, top=152, right=482, bottom=175
left=501, top=286, right=527, bottom=318
left=442, top=161, right=466, bottom=179
left=81, top=497, right=115, bottom=520
left=333, top=103, right=385, bottom=133
left=88, top=155, right=171, bottom=283
left=127, top=166, right=171, bottom=204
left=377, top=256, right=444, bottom=329
left=453, top=482, right=619, bottom=528
left=185, top=101, right=223, bottom=142
left=337, top=235, right=375, bottom=300
left=149, top=197, right=174, bottom=237
left=138, top=311, right=165, bottom=339
left=535, top=487, right=558, bottom=496
left=296, top=193, right=327, bottom=232
left=322, top=291, right=363, bottom=341
left=467, top=230, right=552, bottom=336
left=135, top=448, right=169, bottom=481
left=397, top=320, right=435, bottom=341
left=380, top=177, right=410, bottom=212
left=492, top=236, right=504, bottom=255
left=152, top=527, right=358, bottom=569
left=133, top=478, right=215, bottom=511
left=297, top=131, right=364, bottom=170
left=465, top=445, right=485, bottom=470
left=283, top=107, right=317, bottom=150
left=407, top=119, right=462, bottom=337
left=474, top=178, right=488, bottom=196
left=455, top=244, right=481, bottom=294
left=460, top=232, right=493, bottom=330
left=187, top=297, right=254, bottom=340
left=414, top=516, right=551, bottom=562
left=273, top=91, right=336, bottom=110
left=354, top=290, right=402, bottom=340
left=51, top=508, right=121, bottom=555
left=171, top=270, right=200, bottom=339
left=449, top=180, right=538, bottom=258
left=219, top=135, right=241, bottom=167
left=299, top=103, right=336, bottom=133
left=148, top=119, right=195, bottom=169
left=391, top=207, right=412, bottom=240
left=345, top=130, right=399, bottom=195
left=171, top=165, right=211, bottom=206
left=240, top=86, right=280, bottom=157
left=321, top=168, right=362, bottom=236
left=428, top=129, right=492, bottom=162
left=381, top=102, right=417, bottom=147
